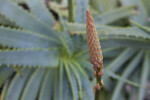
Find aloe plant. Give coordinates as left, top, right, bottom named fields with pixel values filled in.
left=0, top=0, right=150, bottom=100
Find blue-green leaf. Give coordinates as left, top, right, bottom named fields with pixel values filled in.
left=4, top=68, right=33, bottom=100
left=106, top=48, right=136, bottom=71
left=0, top=15, right=14, bottom=26
left=26, top=0, right=55, bottom=26
left=39, top=69, right=55, bottom=100
left=0, top=0, right=57, bottom=38
left=11, top=0, right=25, bottom=3
left=129, top=20, right=150, bottom=35
left=21, top=69, right=45, bottom=100
left=62, top=68, right=73, bottom=100
left=138, top=52, right=150, bottom=100
left=58, top=11, right=73, bottom=56
left=64, top=61, right=78, bottom=100
left=94, top=6, right=137, bottom=24
left=100, top=37, right=150, bottom=49
left=76, top=0, right=88, bottom=23
left=0, top=27, right=59, bottom=48
left=142, top=0, right=150, bottom=16
left=102, top=75, right=114, bottom=92
left=111, top=51, right=144, bottom=100
left=69, top=62, right=83, bottom=99
left=66, top=22, right=116, bottom=32
left=104, top=69, right=143, bottom=88
left=73, top=61, right=94, bottom=100
left=0, top=66, right=14, bottom=87
left=90, top=0, right=118, bottom=13
left=53, top=69, right=60, bottom=100
left=103, top=47, right=124, bottom=58
left=98, top=27, right=150, bottom=39
left=0, top=50, right=59, bottom=67
left=120, top=0, right=149, bottom=25
left=79, top=70, right=94, bottom=100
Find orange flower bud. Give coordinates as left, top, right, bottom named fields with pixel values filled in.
left=86, top=9, right=104, bottom=89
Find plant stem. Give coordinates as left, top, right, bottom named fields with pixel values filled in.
left=95, top=90, right=100, bottom=100
left=68, top=0, right=75, bottom=22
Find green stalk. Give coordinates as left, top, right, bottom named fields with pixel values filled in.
left=129, top=20, right=150, bottom=34
left=68, top=0, right=75, bottom=22
left=95, top=90, right=100, bottom=100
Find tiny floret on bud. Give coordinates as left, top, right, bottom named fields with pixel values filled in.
left=98, top=70, right=104, bottom=76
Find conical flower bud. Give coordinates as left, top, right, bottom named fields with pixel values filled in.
left=86, top=9, right=104, bottom=90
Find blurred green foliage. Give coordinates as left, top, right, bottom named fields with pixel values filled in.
left=0, top=0, right=150, bottom=100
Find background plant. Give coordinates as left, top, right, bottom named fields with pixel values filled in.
left=0, top=0, right=150, bottom=100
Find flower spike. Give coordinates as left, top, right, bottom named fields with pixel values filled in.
left=86, top=9, right=104, bottom=91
